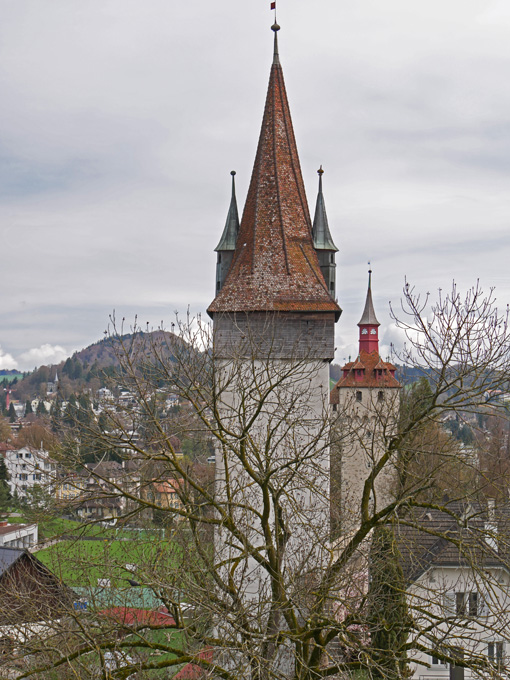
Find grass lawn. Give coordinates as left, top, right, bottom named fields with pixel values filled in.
left=36, top=535, right=181, bottom=587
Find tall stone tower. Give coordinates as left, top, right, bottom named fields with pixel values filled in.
left=207, top=23, right=341, bottom=611
left=330, top=271, right=401, bottom=536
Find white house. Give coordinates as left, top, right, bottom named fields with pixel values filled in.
left=396, top=502, right=510, bottom=680
left=4, top=446, right=55, bottom=498
left=0, top=522, right=38, bottom=549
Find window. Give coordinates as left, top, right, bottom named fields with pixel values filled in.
left=488, top=642, right=504, bottom=668
left=445, top=592, right=479, bottom=617
left=378, top=391, right=384, bottom=402
left=431, top=655, right=445, bottom=666
left=25, top=453, right=31, bottom=458
left=356, top=391, right=362, bottom=402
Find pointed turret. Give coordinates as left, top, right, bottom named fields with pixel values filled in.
left=208, top=25, right=340, bottom=318
left=358, top=269, right=380, bottom=354
left=215, top=171, right=240, bottom=294
left=330, top=269, right=399, bottom=400
left=312, top=167, right=338, bottom=298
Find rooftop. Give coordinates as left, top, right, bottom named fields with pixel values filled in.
left=208, top=26, right=340, bottom=318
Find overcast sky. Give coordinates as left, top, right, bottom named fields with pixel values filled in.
left=1, top=0, right=509, bottom=370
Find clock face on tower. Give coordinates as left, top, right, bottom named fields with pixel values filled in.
left=361, top=329, right=368, bottom=335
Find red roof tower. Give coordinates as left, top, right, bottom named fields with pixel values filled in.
left=331, top=271, right=400, bottom=401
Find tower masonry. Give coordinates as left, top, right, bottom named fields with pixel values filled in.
left=330, top=271, right=401, bottom=535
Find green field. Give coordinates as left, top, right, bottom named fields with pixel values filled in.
left=36, top=536, right=180, bottom=587
left=0, top=373, right=23, bottom=383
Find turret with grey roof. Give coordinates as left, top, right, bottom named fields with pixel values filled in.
left=312, top=166, right=338, bottom=299
left=214, top=171, right=240, bottom=294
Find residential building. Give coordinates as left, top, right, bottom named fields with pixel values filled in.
left=396, top=503, right=510, bottom=680
left=3, top=445, right=55, bottom=498
left=0, top=522, right=38, bottom=549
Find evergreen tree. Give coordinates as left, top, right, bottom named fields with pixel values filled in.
left=36, top=400, right=48, bottom=416
left=25, top=399, right=33, bottom=415
left=8, top=403, right=16, bottom=423
left=367, top=525, right=412, bottom=679
left=0, top=456, right=10, bottom=521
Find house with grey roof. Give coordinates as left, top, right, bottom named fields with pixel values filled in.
left=396, top=502, right=510, bottom=680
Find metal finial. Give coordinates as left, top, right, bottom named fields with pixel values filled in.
left=230, top=170, right=236, bottom=176
left=230, top=170, right=236, bottom=197
left=272, top=22, right=280, bottom=64
left=368, top=264, right=372, bottom=289
left=317, top=165, right=324, bottom=176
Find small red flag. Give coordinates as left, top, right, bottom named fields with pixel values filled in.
left=271, top=2, right=276, bottom=9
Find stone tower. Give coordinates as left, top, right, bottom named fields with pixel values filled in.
left=330, top=271, right=401, bottom=535
left=207, top=23, right=341, bottom=609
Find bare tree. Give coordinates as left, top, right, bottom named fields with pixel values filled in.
left=4, top=283, right=510, bottom=680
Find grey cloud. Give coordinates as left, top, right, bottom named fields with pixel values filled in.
left=1, top=0, right=509, bottom=366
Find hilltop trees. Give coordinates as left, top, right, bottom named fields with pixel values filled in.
left=6, top=283, right=510, bottom=680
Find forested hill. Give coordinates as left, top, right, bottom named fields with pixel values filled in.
left=12, top=331, right=433, bottom=403
left=11, top=331, right=180, bottom=402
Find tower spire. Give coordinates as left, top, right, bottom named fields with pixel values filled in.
left=312, top=166, right=338, bottom=298
left=214, top=171, right=240, bottom=294
left=358, top=268, right=380, bottom=354
left=272, top=21, right=280, bottom=65
left=208, top=28, right=341, bottom=318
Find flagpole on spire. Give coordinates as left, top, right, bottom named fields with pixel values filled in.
left=271, top=0, right=277, bottom=23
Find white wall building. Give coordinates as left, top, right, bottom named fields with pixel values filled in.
left=0, top=522, right=38, bottom=549
left=4, top=446, right=55, bottom=498
left=397, top=503, right=510, bottom=680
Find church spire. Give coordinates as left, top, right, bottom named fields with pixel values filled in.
left=214, top=171, right=240, bottom=294
left=208, top=26, right=340, bottom=318
left=312, top=166, right=338, bottom=299
left=358, top=269, right=380, bottom=354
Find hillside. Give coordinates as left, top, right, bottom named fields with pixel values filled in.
left=11, top=330, right=180, bottom=402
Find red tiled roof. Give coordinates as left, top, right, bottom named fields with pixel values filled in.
left=153, top=478, right=183, bottom=494
left=208, top=43, right=340, bottom=317
left=99, top=607, right=175, bottom=628
left=174, top=647, right=213, bottom=680
left=330, top=350, right=400, bottom=403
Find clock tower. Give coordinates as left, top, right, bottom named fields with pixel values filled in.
left=358, top=269, right=379, bottom=354
left=330, top=270, right=401, bottom=534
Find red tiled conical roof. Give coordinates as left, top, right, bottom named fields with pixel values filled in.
left=208, top=29, right=340, bottom=318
